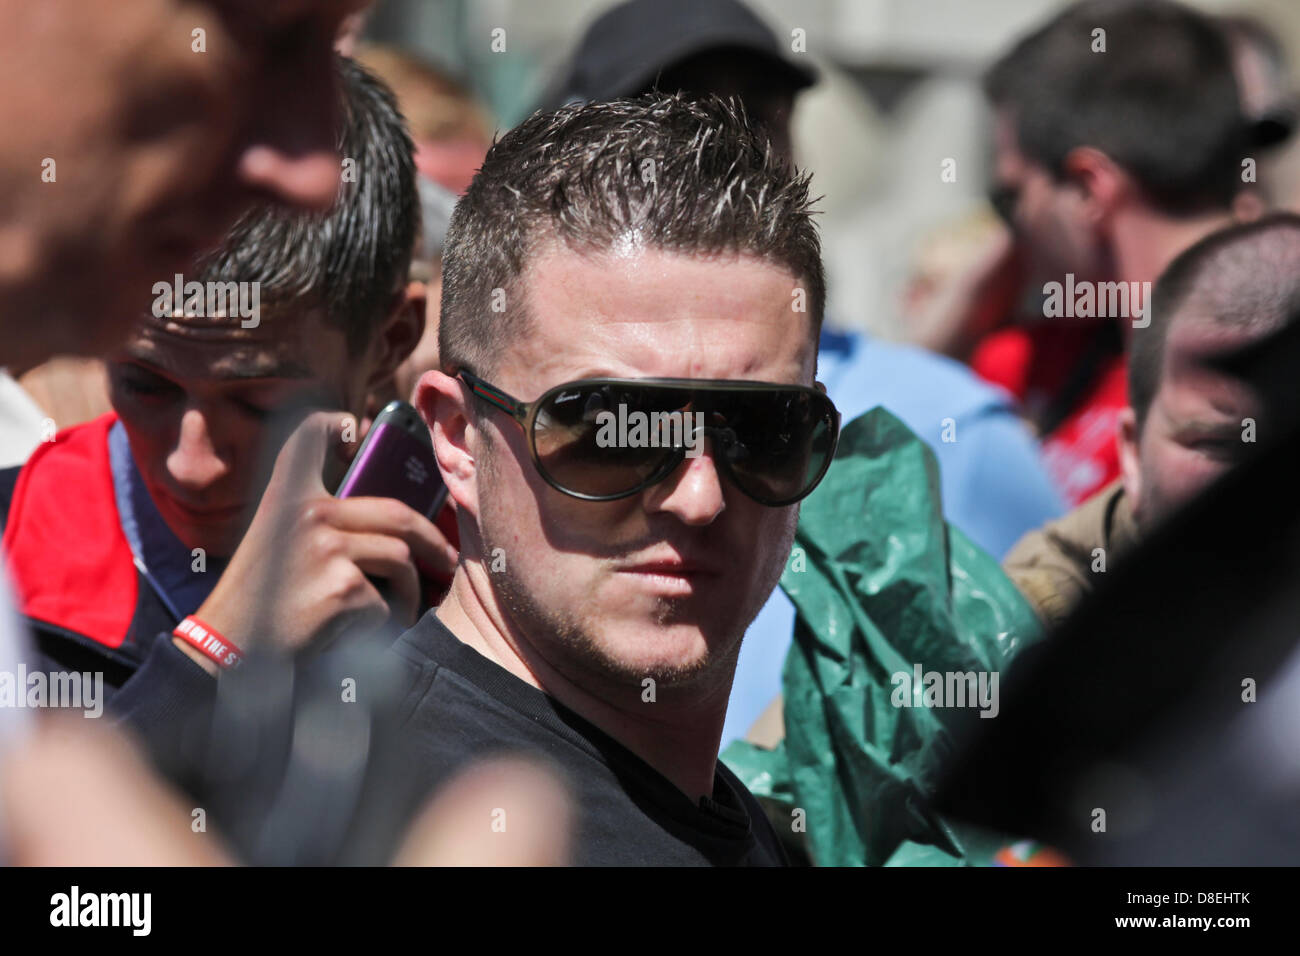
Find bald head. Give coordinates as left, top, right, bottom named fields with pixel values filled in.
left=1131, top=213, right=1300, bottom=429
left=1121, top=212, right=1300, bottom=529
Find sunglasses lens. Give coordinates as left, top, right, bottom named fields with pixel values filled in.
left=532, top=384, right=681, bottom=498
left=706, top=390, right=837, bottom=504
left=529, top=381, right=837, bottom=504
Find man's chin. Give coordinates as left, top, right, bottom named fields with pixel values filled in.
left=587, top=619, right=737, bottom=687
left=154, top=498, right=247, bottom=560
left=161, top=517, right=238, bottom=562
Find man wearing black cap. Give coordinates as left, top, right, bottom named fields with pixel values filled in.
left=549, top=0, right=814, bottom=161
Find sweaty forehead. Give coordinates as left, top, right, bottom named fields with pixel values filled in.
left=504, top=243, right=816, bottom=391
left=120, top=309, right=333, bottom=380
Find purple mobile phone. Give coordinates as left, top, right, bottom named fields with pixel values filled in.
left=335, top=400, right=448, bottom=518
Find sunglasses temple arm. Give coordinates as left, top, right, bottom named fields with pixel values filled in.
left=461, top=372, right=530, bottom=423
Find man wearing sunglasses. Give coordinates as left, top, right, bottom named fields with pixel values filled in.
left=378, top=93, right=835, bottom=865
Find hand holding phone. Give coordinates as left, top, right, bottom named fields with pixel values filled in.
left=183, top=410, right=458, bottom=670
left=335, top=401, right=448, bottom=518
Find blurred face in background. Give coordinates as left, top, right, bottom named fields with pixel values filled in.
left=0, top=0, right=362, bottom=372
left=1119, top=315, right=1264, bottom=529
left=415, top=142, right=490, bottom=197
left=991, top=109, right=1109, bottom=292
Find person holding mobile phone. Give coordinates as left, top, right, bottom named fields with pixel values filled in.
left=0, top=59, right=454, bottom=714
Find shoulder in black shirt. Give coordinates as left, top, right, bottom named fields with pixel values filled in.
left=383, top=612, right=787, bottom=867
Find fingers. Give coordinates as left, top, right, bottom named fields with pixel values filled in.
left=327, top=496, right=459, bottom=579
left=199, top=414, right=457, bottom=656
left=344, top=532, right=421, bottom=627
left=271, top=410, right=359, bottom=499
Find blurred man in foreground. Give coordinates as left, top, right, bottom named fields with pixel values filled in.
left=0, top=0, right=364, bottom=865
left=0, top=0, right=363, bottom=374
left=0, top=0, right=359, bottom=748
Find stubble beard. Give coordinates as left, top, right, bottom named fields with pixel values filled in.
left=474, top=437, right=796, bottom=698
left=482, top=522, right=734, bottom=694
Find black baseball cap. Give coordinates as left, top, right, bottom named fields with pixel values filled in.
left=549, top=0, right=817, bottom=107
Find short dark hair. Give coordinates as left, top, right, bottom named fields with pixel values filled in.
left=439, top=93, right=823, bottom=377
left=1130, top=212, right=1300, bottom=426
left=194, top=56, right=418, bottom=348
left=985, top=0, right=1245, bottom=215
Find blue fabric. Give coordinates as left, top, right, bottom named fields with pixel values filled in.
left=109, top=421, right=224, bottom=621
left=722, top=331, right=1065, bottom=747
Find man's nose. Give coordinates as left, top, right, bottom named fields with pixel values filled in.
left=647, top=446, right=728, bottom=525
left=167, top=409, right=229, bottom=491
left=237, top=146, right=339, bottom=211
left=235, top=53, right=341, bottom=211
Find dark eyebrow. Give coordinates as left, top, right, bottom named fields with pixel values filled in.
left=118, top=351, right=316, bottom=383
left=217, top=362, right=316, bottom=382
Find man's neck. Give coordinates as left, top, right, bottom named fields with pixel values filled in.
left=1110, top=205, right=1235, bottom=286
left=435, top=567, right=731, bottom=803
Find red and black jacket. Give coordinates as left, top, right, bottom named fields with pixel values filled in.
left=0, top=414, right=189, bottom=695
left=0, top=413, right=457, bottom=723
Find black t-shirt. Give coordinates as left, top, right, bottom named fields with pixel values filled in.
left=384, top=613, right=787, bottom=866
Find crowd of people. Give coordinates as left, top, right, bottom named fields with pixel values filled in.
left=0, top=0, right=1296, bottom=868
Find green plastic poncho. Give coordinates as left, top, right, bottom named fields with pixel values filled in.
left=723, top=407, right=1044, bottom=866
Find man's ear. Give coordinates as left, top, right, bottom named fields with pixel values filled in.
left=1117, top=405, right=1143, bottom=517
left=364, top=280, right=427, bottom=392
left=1062, top=146, right=1129, bottom=228
left=414, top=369, right=480, bottom=523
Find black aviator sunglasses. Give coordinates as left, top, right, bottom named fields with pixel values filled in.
left=459, top=370, right=840, bottom=507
